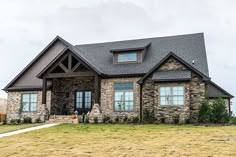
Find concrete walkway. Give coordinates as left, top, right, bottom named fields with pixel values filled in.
left=0, top=123, right=59, bottom=138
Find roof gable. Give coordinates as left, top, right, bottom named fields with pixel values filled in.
left=37, top=47, right=101, bottom=78
left=3, top=36, right=70, bottom=90
left=138, top=52, right=210, bottom=84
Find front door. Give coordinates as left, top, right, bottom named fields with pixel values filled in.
left=75, top=91, right=92, bottom=115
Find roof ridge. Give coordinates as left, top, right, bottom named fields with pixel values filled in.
left=75, top=32, right=204, bottom=46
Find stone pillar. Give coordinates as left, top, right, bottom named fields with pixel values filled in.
left=88, top=103, right=103, bottom=123
left=42, top=77, right=49, bottom=121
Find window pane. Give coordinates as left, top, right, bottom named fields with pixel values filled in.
left=115, top=92, right=124, bottom=101
left=22, top=94, right=38, bottom=112
left=76, top=102, right=82, bottom=108
left=85, top=91, right=91, bottom=98
left=22, top=94, right=30, bottom=102
left=159, top=86, right=184, bottom=106
left=125, top=101, right=133, bottom=111
left=114, top=101, right=124, bottom=111
left=114, top=83, right=134, bottom=112
left=76, top=92, right=83, bottom=98
left=30, top=102, right=37, bottom=112
left=22, top=102, right=29, bottom=112
left=31, top=94, right=37, bottom=103
left=85, top=102, right=91, bottom=108
left=114, top=102, right=122, bottom=111
left=114, top=83, right=133, bottom=91
left=125, top=92, right=133, bottom=101
left=173, top=96, right=178, bottom=105
left=118, top=53, right=137, bottom=62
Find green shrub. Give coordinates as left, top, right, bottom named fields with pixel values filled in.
left=84, top=115, right=89, bottom=123
left=160, top=117, right=165, bottom=123
left=10, top=119, right=21, bottom=124
left=211, top=98, right=229, bottom=123
left=185, top=118, right=190, bottom=124
left=199, top=100, right=212, bottom=123
left=198, top=98, right=229, bottom=123
left=132, top=116, right=139, bottom=123
left=173, top=115, right=180, bottom=124
left=123, top=116, right=128, bottom=123
left=115, top=116, right=119, bottom=123
left=229, top=117, right=236, bottom=124
left=103, top=115, right=111, bottom=123
left=23, top=117, right=32, bottom=123
left=35, top=118, right=41, bottom=123
left=143, top=109, right=156, bottom=123
left=94, top=117, right=98, bottom=123
left=3, top=120, right=7, bottom=125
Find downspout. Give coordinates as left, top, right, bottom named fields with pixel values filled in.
left=139, top=83, right=143, bottom=123
left=228, top=98, right=231, bottom=116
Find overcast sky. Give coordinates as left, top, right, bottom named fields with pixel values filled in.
left=0, top=0, right=235, bottom=114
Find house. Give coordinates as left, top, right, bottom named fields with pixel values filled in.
left=0, top=98, right=7, bottom=113
left=3, top=33, right=233, bottom=123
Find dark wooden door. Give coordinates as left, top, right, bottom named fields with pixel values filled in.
left=75, top=91, right=92, bottom=115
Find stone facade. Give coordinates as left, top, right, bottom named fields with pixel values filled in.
left=5, top=57, right=230, bottom=124
left=101, top=77, right=141, bottom=121
left=51, top=77, right=95, bottom=115
left=6, top=91, right=51, bottom=122
left=142, top=57, right=205, bottom=123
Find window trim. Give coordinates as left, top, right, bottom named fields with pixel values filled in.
left=113, top=82, right=135, bottom=112
left=159, top=85, right=185, bottom=106
left=117, top=52, right=138, bottom=63
left=21, top=93, right=38, bottom=112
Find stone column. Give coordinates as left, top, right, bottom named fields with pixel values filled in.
left=42, top=77, right=49, bottom=121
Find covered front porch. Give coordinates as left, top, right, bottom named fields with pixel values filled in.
left=38, top=48, right=100, bottom=117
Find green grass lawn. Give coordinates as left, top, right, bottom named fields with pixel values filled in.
left=0, top=124, right=235, bottom=157
left=0, top=124, right=42, bottom=134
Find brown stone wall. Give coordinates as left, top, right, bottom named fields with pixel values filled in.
left=142, top=57, right=206, bottom=123
left=142, top=81, right=190, bottom=123
left=189, top=73, right=205, bottom=122
left=158, top=57, right=187, bottom=72
left=6, top=91, right=51, bottom=122
left=101, top=77, right=141, bottom=121
left=51, top=77, right=95, bottom=115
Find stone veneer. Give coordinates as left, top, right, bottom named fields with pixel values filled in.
left=51, top=77, right=95, bottom=115
left=142, top=57, right=205, bottom=123
left=6, top=91, right=51, bottom=122
left=101, top=77, right=141, bottom=121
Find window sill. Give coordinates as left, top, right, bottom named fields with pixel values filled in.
left=21, top=111, right=38, bottom=113
left=113, top=111, right=135, bottom=113
left=159, top=105, right=185, bottom=107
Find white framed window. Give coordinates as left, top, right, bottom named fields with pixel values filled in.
left=160, top=86, right=184, bottom=105
left=117, top=53, right=137, bottom=62
left=114, top=83, right=134, bottom=112
left=21, top=93, right=37, bottom=112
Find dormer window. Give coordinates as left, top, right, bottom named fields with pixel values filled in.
left=117, top=52, right=137, bottom=62
left=110, top=42, right=151, bottom=64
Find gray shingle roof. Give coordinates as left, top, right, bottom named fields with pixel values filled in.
left=152, top=70, right=191, bottom=81
left=73, top=33, right=209, bottom=76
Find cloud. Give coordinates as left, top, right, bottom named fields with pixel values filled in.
left=0, top=0, right=235, bottom=113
